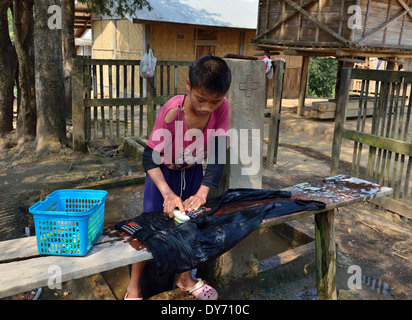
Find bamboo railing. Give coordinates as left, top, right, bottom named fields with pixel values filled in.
left=331, top=68, right=412, bottom=219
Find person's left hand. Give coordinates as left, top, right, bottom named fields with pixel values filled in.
left=183, top=194, right=207, bottom=212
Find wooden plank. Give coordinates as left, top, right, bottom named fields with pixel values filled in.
left=350, top=68, right=404, bottom=82
left=0, top=229, right=147, bottom=264
left=342, top=128, right=412, bottom=156
left=124, top=65, right=128, bottom=137
left=315, top=0, right=321, bottom=42
left=0, top=238, right=153, bottom=299
left=84, top=98, right=147, bottom=107
left=108, top=64, right=114, bottom=138
left=313, top=100, right=375, bottom=112
left=402, top=156, right=412, bottom=203
left=92, top=65, right=98, bottom=139
left=265, top=0, right=270, bottom=31
left=311, top=108, right=374, bottom=119
left=153, top=96, right=170, bottom=105
left=255, top=38, right=343, bottom=47
left=139, top=74, right=144, bottom=137
left=131, top=65, right=135, bottom=137
left=397, top=0, right=412, bottom=19
left=156, top=61, right=192, bottom=67
left=100, top=65, right=106, bottom=138
left=116, top=65, right=120, bottom=138
left=0, top=237, right=39, bottom=263
left=75, top=173, right=146, bottom=190
left=167, top=66, right=171, bottom=97
left=371, top=196, right=412, bottom=219
left=260, top=177, right=393, bottom=227
left=160, top=65, right=164, bottom=96
left=146, top=77, right=155, bottom=138
left=85, top=65, right=92, bottom=141
left=82, top=59, right=141, bottom=66
left=174, top=67, right=178, bottom=95
left=338, top=0, right=346, bottom=38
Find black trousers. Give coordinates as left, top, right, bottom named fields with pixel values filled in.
left=117, top=188, right=325, bottom=275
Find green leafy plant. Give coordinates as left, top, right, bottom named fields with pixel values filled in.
left=308, top=57, right=338, bottom=98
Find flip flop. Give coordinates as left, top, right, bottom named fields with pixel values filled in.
left=182, top=278, right=218, bottom=300
left=124, top=292, right=143, bottom=300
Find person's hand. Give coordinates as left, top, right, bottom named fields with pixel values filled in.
left=163, top=193, right=185, bottom=218
left=183, top=193, right=207, bottom=212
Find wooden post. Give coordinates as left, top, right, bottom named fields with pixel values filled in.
left=72, top=58, right=86, bottom=152
left=266, top=59, right=286, bottom=167
left=297, top=56, right=310, bottom=116
left=334, top=61, right=354, bottom=100
left=330, top=67, right=352, bottom=176
left=334, top=60, right=344, bottom=99
left=315, top=209, right=337, bottom=300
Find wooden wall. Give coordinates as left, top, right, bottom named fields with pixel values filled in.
left=92, top=19, right=261, bottom=95
left=256, top=0, right=357, bottom=46
left=255, top=0, right=412, bottom=56
left=93, top=20, right=115, bottom=59
left=355, top=0, right=412, bottom=48
left=93, top=20, right=144, bottom=60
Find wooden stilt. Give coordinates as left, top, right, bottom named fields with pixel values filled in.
left=297, top=56, right=310, bottom=116
left=315, top=209, right=337, bottom=300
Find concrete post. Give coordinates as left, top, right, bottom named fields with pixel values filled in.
left=204, top=58, right=267, bottom=287
left=212, top=58, right=266, bottom=196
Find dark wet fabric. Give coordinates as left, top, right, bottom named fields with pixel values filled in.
left=116, top=188, right=326, bottom=274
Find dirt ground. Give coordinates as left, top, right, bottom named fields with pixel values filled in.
left=0, top=102, right=411, bottom=300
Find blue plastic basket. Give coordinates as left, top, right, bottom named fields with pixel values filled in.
left=29, top=189, right=108, bottom=256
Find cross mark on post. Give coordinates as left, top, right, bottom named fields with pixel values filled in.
left=239, top=75, right=259, bottom=97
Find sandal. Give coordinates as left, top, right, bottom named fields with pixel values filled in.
left=124, top=292, right=143, bottom=300
left=181, top=278, right=218, bottom=300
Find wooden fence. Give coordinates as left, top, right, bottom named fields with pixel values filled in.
left=331, top=68, right=412, bottom=219
left=72, top=58, right=192, bottom=151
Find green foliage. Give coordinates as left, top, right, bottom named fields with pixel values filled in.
left=7, top=8, right=13, bottom=43
left=308, top=57, right=338, bottom=98
left=78, top=0, right=152, bottom=16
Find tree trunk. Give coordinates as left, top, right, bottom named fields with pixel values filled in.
left=0, top=0, right=17, bottom=139
left=13, top=0, right=36, bottom=145
left=62, top=0, right=76, bottom=119
left=34, top=0, right=66, bottom=154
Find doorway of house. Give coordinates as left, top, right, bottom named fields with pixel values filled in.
left=195, top=29, right=216, bottom=58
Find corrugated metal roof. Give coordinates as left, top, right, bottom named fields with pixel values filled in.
left=103, top=0, right=259, bottom=30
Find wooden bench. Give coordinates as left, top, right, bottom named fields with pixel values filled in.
left=0, top=175, right=392, bottom=300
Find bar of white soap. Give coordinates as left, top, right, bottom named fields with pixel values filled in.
left=173, top=209, right=190, bottom=222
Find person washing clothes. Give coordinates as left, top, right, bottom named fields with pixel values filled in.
left=125, top=54, right=231, bottom=300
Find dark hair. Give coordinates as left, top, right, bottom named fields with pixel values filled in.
left=189, top=54, right=231, bottom=95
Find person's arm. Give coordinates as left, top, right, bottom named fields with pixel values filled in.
left=142, top=145, right=161, bottom=172
left=143, top=145, right=185, bottom=217
left=183, top=184, right=210, bottom=212
left=146, top=167, right=185, bottom=218
left=183, top=136, right=226, bottom=211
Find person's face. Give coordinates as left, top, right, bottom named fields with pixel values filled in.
left=186, top=80, right=225, bottom=117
